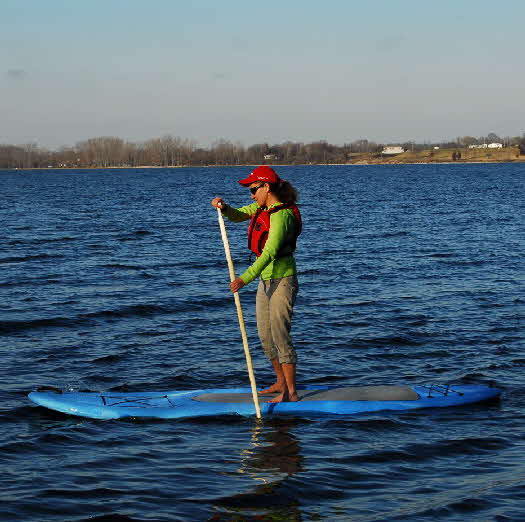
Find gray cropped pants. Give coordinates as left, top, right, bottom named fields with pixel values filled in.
left=255, top=275, right=299, bottom=364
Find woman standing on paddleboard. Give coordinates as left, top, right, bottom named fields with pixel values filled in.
left=211, top=166, right=301, bottom=403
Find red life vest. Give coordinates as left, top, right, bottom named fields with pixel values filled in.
left=247, top=204, right=302, bottom=257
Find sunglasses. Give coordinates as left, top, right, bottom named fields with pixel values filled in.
left=249, top=184, right=266, bottom=195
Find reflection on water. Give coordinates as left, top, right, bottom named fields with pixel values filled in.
left=212, top=419, right=305, bottom=520
left=240, top=418, right=304, bottom=479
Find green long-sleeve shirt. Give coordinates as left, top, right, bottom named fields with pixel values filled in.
left=223, top=202, right=299, bottom=285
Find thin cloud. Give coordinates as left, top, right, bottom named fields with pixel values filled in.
left=6, top=68, right=28, bottom=79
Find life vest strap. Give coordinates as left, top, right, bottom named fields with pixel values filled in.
left=247, top=204, right=302, bottom=257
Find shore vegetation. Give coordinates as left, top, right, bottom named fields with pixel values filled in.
left=1, top=133, right=524, bottom=169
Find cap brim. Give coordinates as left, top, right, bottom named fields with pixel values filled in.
left=238, top=175, right=256, bottom=186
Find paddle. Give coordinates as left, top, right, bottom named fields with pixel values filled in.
left=216, top=207, right=262, bottom=419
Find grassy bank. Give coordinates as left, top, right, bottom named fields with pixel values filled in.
left=350, top=147, right=524, bottom=164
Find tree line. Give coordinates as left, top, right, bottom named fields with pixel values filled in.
left=1, top=133, right=524, bottom=169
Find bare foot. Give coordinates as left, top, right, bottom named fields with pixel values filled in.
left=288, top=392, right=300, bottom=402
left=267, top=392, right=300, bottom=403
left=259, top=383, right=284, bottom=394
left=267, top=392, right=287, bottom=403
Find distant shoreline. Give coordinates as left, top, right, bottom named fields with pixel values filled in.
left=4, top=157, right=525, bottom=171
left=2, top=137, right=523, bottom=170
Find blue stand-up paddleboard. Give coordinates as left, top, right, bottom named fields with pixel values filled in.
left=28, top=384, right=501, bottom=420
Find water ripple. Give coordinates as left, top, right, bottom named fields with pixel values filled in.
left=1, top=164, right=523, bottom=521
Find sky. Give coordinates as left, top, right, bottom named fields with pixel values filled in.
left=1, top=0, right=524, bottom=149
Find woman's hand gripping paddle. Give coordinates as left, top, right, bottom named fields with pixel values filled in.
left=216, top=207, right=262, bottom=419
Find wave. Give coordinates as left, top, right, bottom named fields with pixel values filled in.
left=347, top=436, right=508, bottom=467
left=7, top=237, right=76, bottom=246
left=0, top=405, right=37, bottom=422
left=298, top=268, right=323, bottom=275
left=80, top=300, right=224, bottom=320
left=437, top=259, right=486, bottom=267
left=346, top=231, right=410, bottom=240
left=100, top=263, right=147, bottom=270
left=1, top=299, right=226, bottom=333
left=0, top=276, right=61, bottom=288
left=91, top=354, right=125, bottom=364
left=0, top=253, right=64, bottom=264
left=350, top=335, right=424, bottom=347
left=304, top=375, right=348, bottom=384
left=422, top=252, right=456, bottom=258
left=77, top=514, right=139, bottom=521
left=0, top=316, right=90, bottom=334
left=116, top=230, right=153, bottom=241
left=80, top=304, right=173, bottom=320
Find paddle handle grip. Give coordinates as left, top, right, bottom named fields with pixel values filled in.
left=217, top=207, right=262, bottom=419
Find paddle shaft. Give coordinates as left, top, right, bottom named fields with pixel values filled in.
left=216, top=207, right=262, bottom=419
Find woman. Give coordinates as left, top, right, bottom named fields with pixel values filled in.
left=211, top=166, right=301, bottom=403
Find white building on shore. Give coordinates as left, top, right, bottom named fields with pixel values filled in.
left=468, top=143, right=503, bottom=149
left=381, top=146, right=405, bottom=155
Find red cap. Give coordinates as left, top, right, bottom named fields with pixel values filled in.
left=238, top=166, right=280, bottom=186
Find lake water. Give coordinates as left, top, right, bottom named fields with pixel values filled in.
left=1, top=163, right=524, bottom=521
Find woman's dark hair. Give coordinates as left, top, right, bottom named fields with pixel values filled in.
left=269, top=180, right=298, bottom=204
